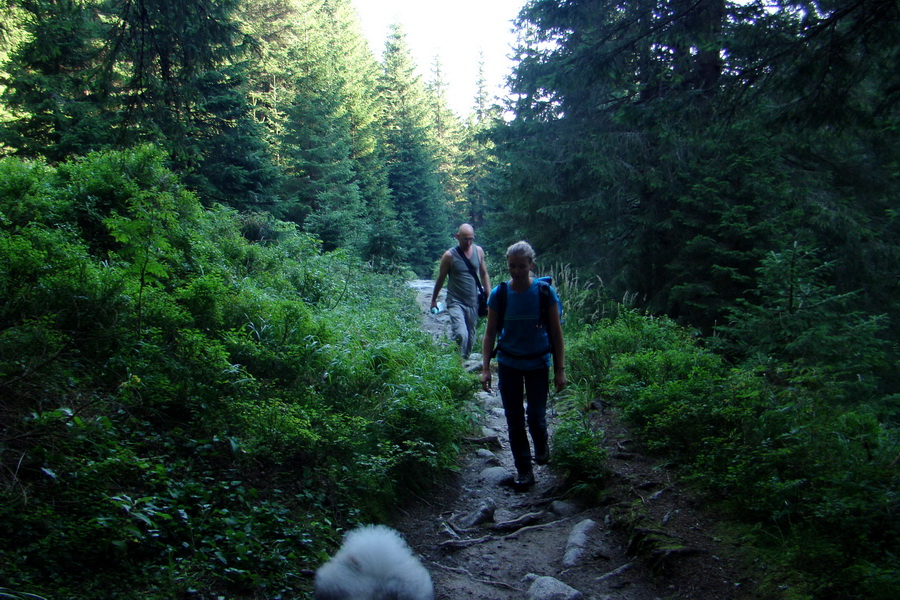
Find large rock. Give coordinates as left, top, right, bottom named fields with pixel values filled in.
left=480, top=466, right=514, bottom=486
left=549, top=500, right=581, bottom=517
left=526, top=575, right=583, bottom=600
left=563, top=519, right=597, bottom=568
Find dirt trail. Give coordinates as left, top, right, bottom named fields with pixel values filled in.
left=399, top=281, right=760, bottom=600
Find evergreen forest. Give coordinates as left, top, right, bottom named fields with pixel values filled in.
left=0, top=1, right=897, bottom=599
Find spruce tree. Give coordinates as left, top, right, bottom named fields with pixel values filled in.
left=426, top=56, right=467, bottom=223
left=0, top=1, right=27, bottom=125
left=103, top=0, right=277, bottom=202
left=493, top=0, right=900, bottom=335
left=278, top=24, right=363, bottom=251
left=459, top=57, right=500, bottom=230
left=379, top=23, right=451, bottom=275
left=1, top=0, right=114, bottom=160
left=2, top=0, right=278, bottom=205
left=320, top=0, right=398, bottom=263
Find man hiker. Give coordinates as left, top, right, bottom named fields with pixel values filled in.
left=431, top=223, right=490, bottom=358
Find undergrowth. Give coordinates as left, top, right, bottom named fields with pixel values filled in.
left=560, top=305, right=898, bottom=599
left=0, top=149, right=472, bottom=599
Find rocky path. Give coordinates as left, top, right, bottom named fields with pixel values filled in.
left=399, top=281, right=760, bottom=600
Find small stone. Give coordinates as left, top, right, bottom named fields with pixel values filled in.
left=563, top=519, right=597, bottom=567
left=455, top=498, right=497, bottom=528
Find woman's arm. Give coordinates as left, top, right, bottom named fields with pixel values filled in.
left=481, top=306, right=498, bottom=392
left=546, top=299, right=566, bottom=392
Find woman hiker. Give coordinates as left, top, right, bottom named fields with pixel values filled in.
left=481, top=241, right=566, bottom=489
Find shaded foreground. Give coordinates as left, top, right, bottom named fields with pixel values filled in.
left=396, top=281, right=760, bottom=599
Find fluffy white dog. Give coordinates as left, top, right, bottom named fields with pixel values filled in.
left=314, top=524, right=434, bottom=600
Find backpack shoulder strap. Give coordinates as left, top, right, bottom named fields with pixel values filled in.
left=536, top=278, right=551, bottom=329
left=490, top=282, right=508, bottom=359
left=497, top=281, right=508, bottom=333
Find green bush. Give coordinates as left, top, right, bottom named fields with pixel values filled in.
left=551, top=408, right=608, bottom=498
left=0, top=157, right=68, bottom=227
left=0, top=150, right=473, bottom=599
left=566, top=307, right=899, bottom=599
left=567, top=310, right=696, bottom=397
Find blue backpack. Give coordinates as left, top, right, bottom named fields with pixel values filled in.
left=491, top=276, right=563, bottom=359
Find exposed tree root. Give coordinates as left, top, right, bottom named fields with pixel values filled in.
left=438, top=517, right=571, bottom=549
left=596, top=561, right=634, bottom=582
left=489, top=511, right=545, bottom=532
left=431, top=562, right=524, bottom=592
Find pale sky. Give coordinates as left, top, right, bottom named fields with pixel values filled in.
left=350, top=0, right=525, bottom=117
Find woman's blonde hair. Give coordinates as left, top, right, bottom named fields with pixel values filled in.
left=506, top=240, right=536, bottom=261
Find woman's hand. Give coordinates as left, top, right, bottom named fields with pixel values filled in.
left=553, top=368, right=567, bottom=393
left=481, top=370, right=492, bottom=392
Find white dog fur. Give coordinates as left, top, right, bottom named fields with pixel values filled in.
left=314, top=524, right=434, bottom=600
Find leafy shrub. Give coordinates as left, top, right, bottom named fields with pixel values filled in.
left=0, top=151, right=473, bottom=599
left=567, top=309, right=697, bottom=398
left=551, top=408, right=608, bottom=498
left=567, top=307, right=899, bottom=598
left=715, top=243, right=892, bottom=399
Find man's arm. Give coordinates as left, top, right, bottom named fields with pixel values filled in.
left=431, top=251, right=452, bottom=309
left=477, top=246, right=491, bottom=292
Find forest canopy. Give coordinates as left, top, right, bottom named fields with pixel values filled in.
left=0, top=0, right=499, bottom=275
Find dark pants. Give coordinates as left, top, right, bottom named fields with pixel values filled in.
left=498, top=363, right=549, bottom=471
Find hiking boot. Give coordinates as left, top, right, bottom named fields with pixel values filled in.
left=513, top=468, right=535, bottom=490
left=534, top=442, right=550, bottom=466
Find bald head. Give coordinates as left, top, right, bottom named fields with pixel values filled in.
left=456, top=224, right=475, bottom=251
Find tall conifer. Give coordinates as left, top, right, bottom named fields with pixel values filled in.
left=277, top=10, right=363, bottom=250
left=426, top=56, right=467, bottom=223
left=494, top=0, right=899, bottom=334
left=379, top=23, right=451, bottom=275
left=1, top=0, right=113, bottom=160
left=2, top=0, right=277, bottom=204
